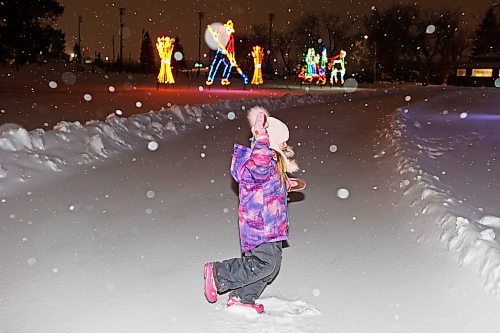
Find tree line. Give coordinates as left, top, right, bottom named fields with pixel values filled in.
left=1, top=0, right=499, bottom=84
left=0, top=0, right=65, bottom=65
left=229, top=4, right=499, bottom=84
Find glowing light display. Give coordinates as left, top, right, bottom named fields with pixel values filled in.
left=330, top=50, right=347, bottom=85
left=251, top=45, right=264, bottom=86
left=298, top=48, right=319, bottom=84
left=305, top=48, right=318, bottom=83
left=298, top=47, right=348, bottom=86
left=156, top=36, right=175, bottom=84
left=316, top=47, right=328, bottom=85
left=206, top=20, right=248, bottom=86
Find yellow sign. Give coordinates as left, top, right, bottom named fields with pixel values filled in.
left=471, top=68, right=493, bottom=77
left=456, top=68, right=466, bottom=77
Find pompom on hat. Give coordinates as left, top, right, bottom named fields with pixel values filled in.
left=247, top=106, right=299, bottom=173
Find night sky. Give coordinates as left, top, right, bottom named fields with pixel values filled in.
left=55, top=0, right=494, bottom=63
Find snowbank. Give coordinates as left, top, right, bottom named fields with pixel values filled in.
left=389, top=89, right=500, bottom=297
left=0, top=93, right=331, bottom=191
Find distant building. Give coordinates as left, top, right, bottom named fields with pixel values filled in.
left=449, top=54, right=500, bottom=87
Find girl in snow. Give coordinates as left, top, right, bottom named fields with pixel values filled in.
left=203, top=106, right=300, bottom=314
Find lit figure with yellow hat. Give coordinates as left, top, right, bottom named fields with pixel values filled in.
left=156, top=36, right=175, bottom=84
left=330, top=50, right=347, bottom=85
left=251, top=45, right=264, bottom=86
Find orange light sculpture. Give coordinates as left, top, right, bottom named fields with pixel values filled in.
left=156, top=36, right=175, bottom=84
left=251, top=46, right=264, bottom=85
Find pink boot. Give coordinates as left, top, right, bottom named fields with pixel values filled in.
left=204, top=262, right=218, bottom=303
left=227, top=296, right=264, bottom=314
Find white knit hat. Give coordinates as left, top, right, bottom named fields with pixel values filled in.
left=247, top=106, right=299, bottom=173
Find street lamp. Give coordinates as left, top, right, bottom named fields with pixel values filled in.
left=77, top=16, right=82, bottom=62
left=119, top=7, right=125, bottom=65
left=267, top=13, right=275, bottom=76
left=198, top=11, right=204, bottom=68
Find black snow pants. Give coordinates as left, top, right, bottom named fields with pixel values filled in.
left=213, top=241, right=282, bottom=304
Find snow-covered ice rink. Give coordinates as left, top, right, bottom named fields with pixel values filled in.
left=1, top=64, right=499, bottom=332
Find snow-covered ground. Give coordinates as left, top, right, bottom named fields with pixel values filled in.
left=1, top=64, right=499, bottom=332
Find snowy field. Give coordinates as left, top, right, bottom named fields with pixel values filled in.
left=1, top=64, right=500, bottom=332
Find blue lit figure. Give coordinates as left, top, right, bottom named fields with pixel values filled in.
left=316, top=47, right=328, bottom=85
left=207, top=49, right=233, bottom=85
left=206, top=20, right=238, bottom=86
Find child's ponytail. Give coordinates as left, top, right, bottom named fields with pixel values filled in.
left=275, top=151, right=288, bottom=189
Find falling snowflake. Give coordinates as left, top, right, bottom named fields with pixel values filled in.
left=343, top=78, right=358, bottom=93
left=48, top=81, right=58, bottom=89
left=337, top=188, right=350, bottom=199
left=174, top=52, right=183, bottom=61
left=83, top=93, right=93, bottom=102
left=426, top=25, right=436, bottom=34
left=227, top=112, right=236, bottom=120
left=148, top=141, right=159, bottom=151
left=62, top=72, right=76, bottom=85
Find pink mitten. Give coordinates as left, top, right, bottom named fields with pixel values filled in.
left=254, top=112, right=268, bottom=134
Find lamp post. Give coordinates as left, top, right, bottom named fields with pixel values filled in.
left=119, top=7, right=125, bottom=65
left=373, top=40, right=377, bottom=82
left=267, top=13, right=275, bottom=76
left=198, top=12, right=204, bottom=65
left=197, top=11, right=204, bottom=76
left=77, top=16, right=82, bottom=62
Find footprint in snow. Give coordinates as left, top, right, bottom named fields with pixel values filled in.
left=217, top=297, right=321, bottom=323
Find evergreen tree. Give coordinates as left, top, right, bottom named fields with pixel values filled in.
left=140, top=31, right=156, bottom=73
left=73, top=42, right=82, bottom=63
left=0, top=0, right=65, bottom=64
left=47, top=28, right=66, bottom=59
left=472, top=6, right=500, bottom=56
left=172, top=36, right=187, bottom=69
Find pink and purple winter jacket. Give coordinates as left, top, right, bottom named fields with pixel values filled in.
left=230, top=131, right=289, bottom=253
